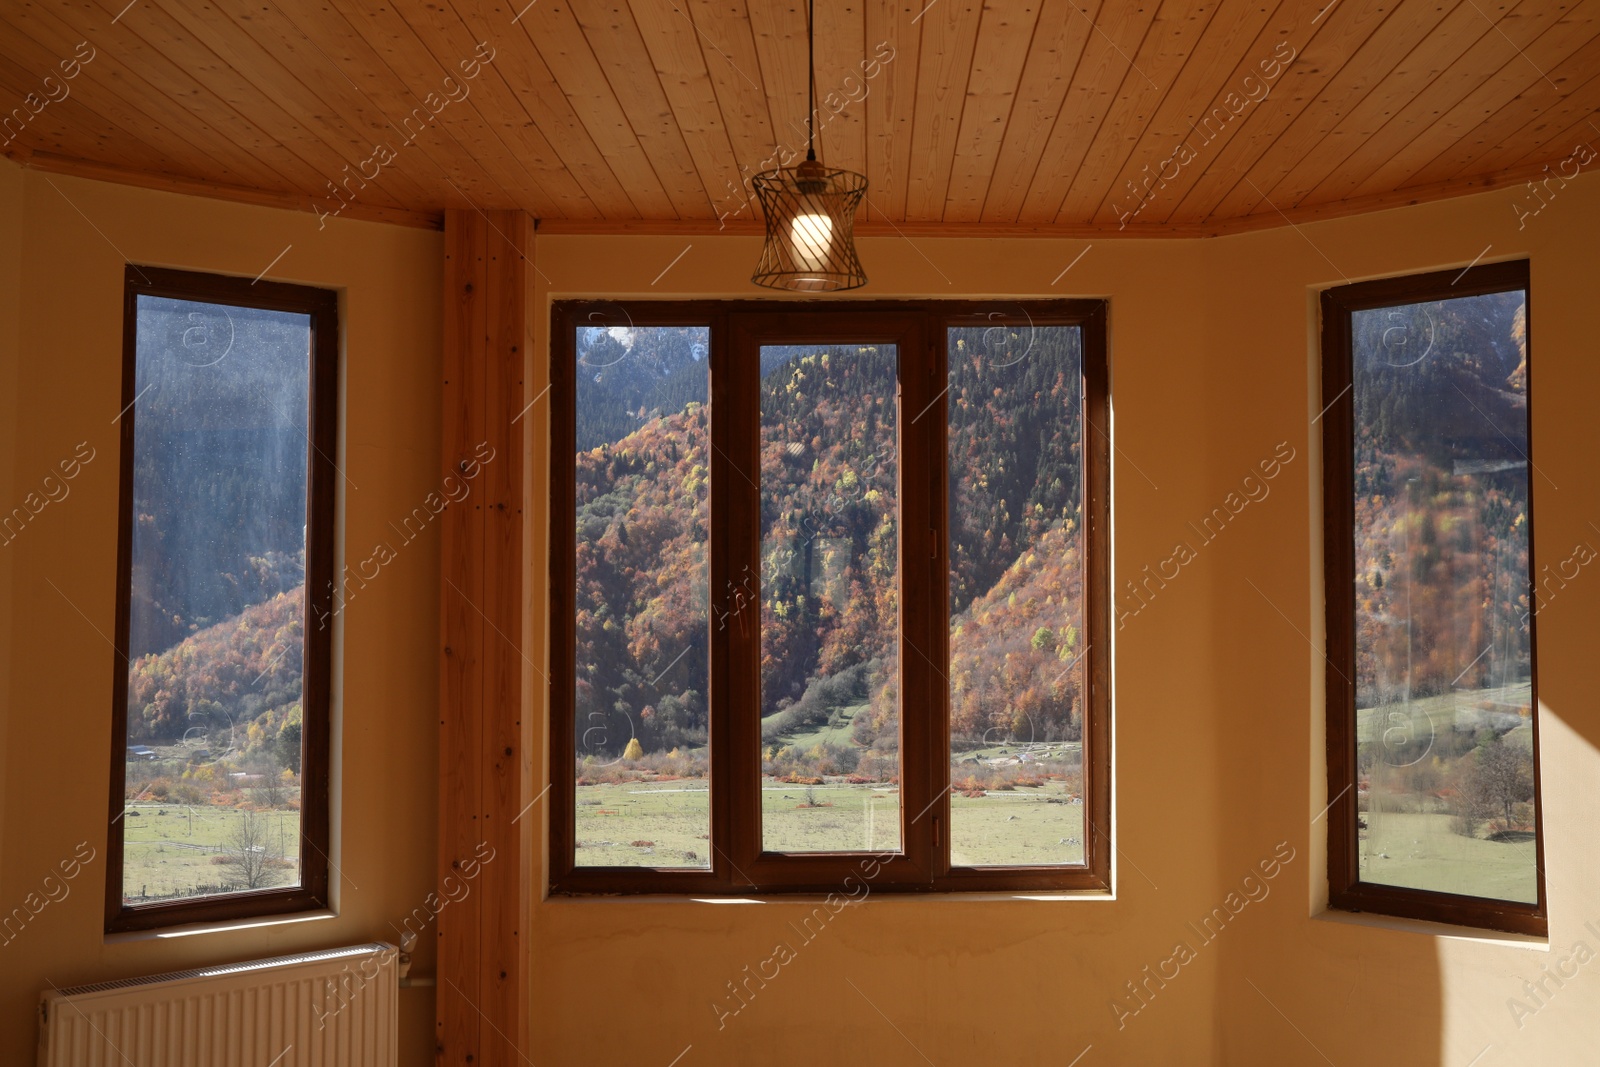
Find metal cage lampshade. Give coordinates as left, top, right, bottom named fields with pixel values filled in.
left=751, top=157, right=868, bottom=292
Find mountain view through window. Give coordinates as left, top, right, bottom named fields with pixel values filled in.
left=1349, top=287, right=1538, bottom=904
left=570, top=317, right=1093, bottom=870
left=119, top=295, right=313, bottom=904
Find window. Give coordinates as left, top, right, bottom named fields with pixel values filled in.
left=107, top=266, right=336, bottom=932
left=1322, top=261, right=1544, bottom=934
left=550, top=301, right=1109, bottom=893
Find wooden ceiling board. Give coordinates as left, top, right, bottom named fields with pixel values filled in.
left=1013, top=0, right=1161, bottom=223
left=1156, top=0, right=1399, bottom=224
left=902, top=0, right=983, bottom=220
left=571, top=0, right=717, bottom=219
left=680, top=0, right=784, bottom=198
left=325, top=0, right=564, bottom=215
left=195, top=0, right=460, bottom=205
left=740, top=0, right=806, bottom=187
left=1, top=7, right=305, bottom=190
left=804, top=0, right=869, bottom=179
left=508, top=0, right=682, bottom=217
left=862, top=0, right=922, bottom=221
left=975, top=0, right=1095, bottom=222
left=144, top=0, right=440, bottom=208
left=1204, top=0, right=1441, bottom=223
left=1, top=0, right=1596, bottom=233
left=1355, top=0, right=1600, bottom=194
left=1084, top=0, right=1285, bottom=228
left=260, top=0, right=519, bottom=212
left=623, top=0, right=754, bottom=226
left=1303, top=0, right=1573, bottom=207
left=23, top=145, right=444, bottom=225
left=0, top=21, right=187, bottom=176
left=940, top=0, right=1042, bottom=222
left=423, top=0, right=625, bottom=216
left=11, top=0, right=328, bottom=191
left=1404, top=30, right=1600, bottom=185
left=1502, top=97, right=1600, bottom=173
left=79, top=0, right=416, bottom=208
left=1058, top=0, right=1226, bottom=228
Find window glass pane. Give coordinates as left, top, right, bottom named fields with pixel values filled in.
left=947, top=324, right=1086, bottom=866
left=122, top=296, right=310, bottom=903
left=759, top=344, right=901, bottom=853
left=1351, top=290, right=1536, bottom=903
left=573, top=324, right=711, bottom=868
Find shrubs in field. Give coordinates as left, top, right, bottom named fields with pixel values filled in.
left=127, top=757, right=300, bottom=812
left=1355, top=730, right=1536, bottom=840
left=952, top=764, right=1081, bottom=796
left=575, top=746, right=709, bottom=785
left=763, top=742, right=859, bottom=780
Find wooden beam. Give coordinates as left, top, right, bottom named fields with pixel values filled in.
left=439, top=208, right=529, bottom=1067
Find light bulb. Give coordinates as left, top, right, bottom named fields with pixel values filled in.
left=789, top=212, right=834, bottom=272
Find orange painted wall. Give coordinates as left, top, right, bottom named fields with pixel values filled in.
left=526, top=172, right=1599, bottom=1066
left=0, top=161, right=441, bottom=1066
left=2, top=152, right=1598, bottom=1066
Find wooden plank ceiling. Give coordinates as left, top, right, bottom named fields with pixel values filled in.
left=1, top=0, right=1596, bottom=234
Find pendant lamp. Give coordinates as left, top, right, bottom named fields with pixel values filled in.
left=750, top=0, right=868, bottom=291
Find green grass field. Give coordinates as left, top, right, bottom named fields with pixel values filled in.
left=1360, top=810, right=1537, bottom=903
left=120, top=804, right=301, bottom=902
left=1352, top=680, right=1538, bottom=902
left=573, top=778, right=1085, bottom=870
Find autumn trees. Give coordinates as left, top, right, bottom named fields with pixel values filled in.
left=1452, top=734, right=1535, bottom=838
left=570, top=322, right=1091, bottom=774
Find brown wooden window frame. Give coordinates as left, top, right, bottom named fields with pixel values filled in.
left=550, top=299, right=1111, bottom=895
left=1321, top=260, right=1546, bottom=936
left=106, top=265, right=337, bottom=933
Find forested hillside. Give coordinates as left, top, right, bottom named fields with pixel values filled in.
left=125, top=587, right=304, bottom=760
left=572, top=325, right=1088, bottom=773
left=1351, top=291, right=1530, bottom=707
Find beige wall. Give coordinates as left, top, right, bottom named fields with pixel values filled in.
left=1, top=156, right=1597, bottom=1066
left=0, top=161, right=441, bottom=1066
left=528, top=173, right=1599, bottom=1065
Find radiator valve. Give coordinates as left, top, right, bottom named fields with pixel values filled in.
left=397, top=930, right=417, bottom=979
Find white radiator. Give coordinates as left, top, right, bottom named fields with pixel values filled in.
left=38, top=942, right=398, bottom=1067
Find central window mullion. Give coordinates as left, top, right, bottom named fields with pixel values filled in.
left=897, top=318, right=938, bottom=881
left=714, top=314, right=765, bottom=883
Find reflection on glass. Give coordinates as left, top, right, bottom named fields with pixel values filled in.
left=759, top=344, right=901, bottom=853
left=947, top=324, right=1086, bottom=866
left=121, top=296, right=310, bottom=902
left=1351, top=291, right=1537, bottom=903
left=572, top=324, right=711, bottom=868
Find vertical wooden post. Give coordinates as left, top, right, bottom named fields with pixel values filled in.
left=439, top=209, right=529, bottom=1066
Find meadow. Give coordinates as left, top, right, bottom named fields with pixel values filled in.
left=573, top=776, right=1085, bottom=870
left=1359, top=810, right=1537, bottom=903
left=120, top=803, right=301, bottom=902
left=1355, top=680, right=1538, bottom=903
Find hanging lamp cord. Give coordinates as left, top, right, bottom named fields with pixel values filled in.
left=806, top=0, right=816, bottom=163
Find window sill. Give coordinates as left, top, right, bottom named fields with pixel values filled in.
left=542, top=889, right=1117, bottom=905
left=105, top=907, right=336, bottom=945
left=1313, top=905, right=1549, bottom=949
